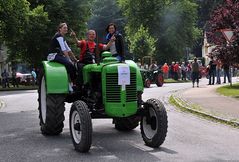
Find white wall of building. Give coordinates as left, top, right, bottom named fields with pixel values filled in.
left=202, top=32, right=216, bottom=65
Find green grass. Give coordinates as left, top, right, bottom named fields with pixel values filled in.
left=164, top=79, right=191, bottom=83
left=216, top=83, right=239, bottom=98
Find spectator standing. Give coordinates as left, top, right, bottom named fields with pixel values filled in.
left=208, top=57, right=216, bottom=85
left=31, top=68, right=37, bottom=85
left=181, top=62, right=187, bottom=80
left=191, top=58, right=200, bottom=88
left=222, top=63, right=231, bottom=83
left=174, top=62, right=179, bottom=80
left=11, top=69, right=19, bottom=87
left=170, top=62, right=175, bottom=79
left=216, top=59, right=222, bottom=84
left=186, top=62, right=192, bottom=80
left=162, top=63, right=169, bottom=79
left=1, top=69, right=9, bottom=88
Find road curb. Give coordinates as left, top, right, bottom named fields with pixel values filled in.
left=170, top=93, right=239, bottom=128
left=0, top=100, right=4, bottom=110
left=0, top=87, right=38, bottom=91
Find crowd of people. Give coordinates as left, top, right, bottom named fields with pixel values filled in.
left=207, top=56, right=232, bottom=85
left=142, top=61, right=193, bottom=81
left=138, top=57, right=237, bottom=88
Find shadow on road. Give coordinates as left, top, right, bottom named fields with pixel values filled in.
left=0, top=110, right=177, bottom=161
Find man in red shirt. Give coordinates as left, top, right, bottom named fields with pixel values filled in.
left=71, top=30, right=114, bottom=86
left=71, top=30, right=114, bottom=64
left=173, top=62, right=179, bottom=80
left=162, top=63, right=169, bottom=79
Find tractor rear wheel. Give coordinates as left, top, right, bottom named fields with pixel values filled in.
left=70, top=100, right=92, bottom=152
left=38, top=75, right=65, bottom=135
left=155, top=73, right=164, bottom=87
left=140, top=99, right=168, bottom=148
left=114, top=116, right=139, bottom=131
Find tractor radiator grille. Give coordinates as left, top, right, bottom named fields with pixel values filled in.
left=126, top=73, right=137, bottom=102
left=106, top=73, right=137, bottom=102
left=106, top=73, right=121, bottom=102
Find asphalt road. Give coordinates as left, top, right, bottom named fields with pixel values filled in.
left=0, top=81, right=239, bottom=162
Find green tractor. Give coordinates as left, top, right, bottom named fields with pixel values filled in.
left=140, top=68, right=164, bottom=88
left=38, top=51, right=168, bottom=152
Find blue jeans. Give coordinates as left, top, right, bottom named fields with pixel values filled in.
left=112, top=53, right=123, bottom=62
left=53, top=54, right=76, bottom=81
left=224, top=70, right=231, bottom=83
left=216, top=68, right=221, bottom=84
left=192, top=72, right=199, bottom=85
left=209, top=69, right=216, bottom=85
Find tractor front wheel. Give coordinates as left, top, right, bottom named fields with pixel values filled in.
left=70, top=100, right=92, bottom=152
left=140, top=99, right=168, bottom=148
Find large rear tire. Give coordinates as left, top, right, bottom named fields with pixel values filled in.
left=114, top=116, right=139, bottom=131
left=140, top=99, right=168, bottom=148
left=38, top=75, right=65, bottom=135
left=70, top=100, right=92, bottom=152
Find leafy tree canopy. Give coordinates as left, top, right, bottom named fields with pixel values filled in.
left=207, top=0, right=239, bottom=65
left=88, top=0, right=125, bottom=42
left=118, top=0, right=201, bottom=64
left=0, top=0, right=92, bottom=66
left=128, top=25, right=157, bottom=60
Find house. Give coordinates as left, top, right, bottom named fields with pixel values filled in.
left=202, top=32, right=216, bottom=65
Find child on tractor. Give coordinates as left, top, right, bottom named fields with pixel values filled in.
left=47, top=23, right=78, bottom=90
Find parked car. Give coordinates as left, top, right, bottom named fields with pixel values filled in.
left=14, top=64, right=34, bottom=85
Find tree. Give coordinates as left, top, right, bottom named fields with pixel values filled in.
left=22, top=6, right=49, bottom=66
left=0, top=0, right=31, bottom=65
left=158, top=0, right=201, bottom=63
left=88, top=0, right=125, bottom=42
left=118, top=0, right=201, bottom=64
left=27, top=0, right=92, bottom=36
left=207, top=0, right=239, bottom=65
left=0, top=0, right=29, bottom=43
left=0, top=0, right=93, bottom=66
left=191, top=0, right=223, bottom=57
left=0, top=1, right=49, bottom=67
left=129, top=25, right=157, bottom=60
left=118, top=0, right=167, bottom=36
left=196, top=0, right=224, bottom=29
